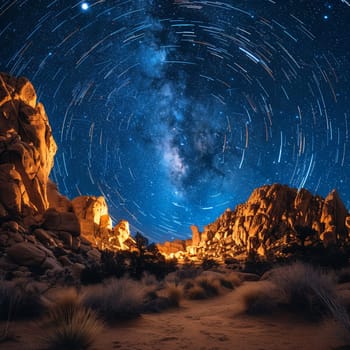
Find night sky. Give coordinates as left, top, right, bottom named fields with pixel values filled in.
left=1, top=0, right=349, bottom=242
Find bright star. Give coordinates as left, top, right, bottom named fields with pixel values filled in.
left=81, top=2, right=89, bottom=10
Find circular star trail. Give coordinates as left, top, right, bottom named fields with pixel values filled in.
left=1, top=0, right=349, bottom=242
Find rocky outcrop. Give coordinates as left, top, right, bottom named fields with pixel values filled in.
left=71, top=196, right=111, bottom=242
left=71, top=196, right=135, bottom=251
left=113, top=220, right=136, bottom=250
left=0, top=73, right=57, bottom=219
left=157, top=239, right=187, bottom=257
left=160, top=184, right=350, bottom=261
left=0, top=73, right=135, bottom=285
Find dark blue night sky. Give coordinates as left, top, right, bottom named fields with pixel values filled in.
left=1, top=0, right=349, bottom=242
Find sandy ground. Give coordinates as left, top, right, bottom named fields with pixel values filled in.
left=1, top=288, right=349, bottom=350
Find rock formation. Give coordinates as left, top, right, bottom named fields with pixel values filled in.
left=71, top=196, right=135, bottom=250
left=0, top=73, right=57, bottom=220
left=0, top=73, right=133, bottom=283
left=0, top=73, right=349, bottom=283
left=159, top=184, right=350, bottom=261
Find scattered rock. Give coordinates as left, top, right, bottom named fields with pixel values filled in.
left=7, top=242, right=47, bottom=267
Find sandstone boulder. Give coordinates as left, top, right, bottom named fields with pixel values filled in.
left=114, top=219, right=133, bottom=249
left=72, top=195, right=112, bottom=242
left=0, top=73, right=57, bottom=219
left=7, top=242, right=47, bottom=267
left=42, top=208, right=80, bottom=236
left=191, top=224, right=201, bottom=246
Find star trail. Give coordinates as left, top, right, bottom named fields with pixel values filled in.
left=1, top=0, right=349, bottom=241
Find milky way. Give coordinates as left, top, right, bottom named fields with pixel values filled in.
left=1, top=0, right=349, bottom=241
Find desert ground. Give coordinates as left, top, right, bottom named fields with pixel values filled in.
left=2, top=276, right=349, bottom=350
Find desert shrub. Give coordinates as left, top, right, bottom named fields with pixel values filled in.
left=165, top=285, right=182, bottom=307
left=165, top=266, right=202, bottom=286
left=42, top=289, right=102, bottom=350
left=96, top=249, right=177, bottom=281
left=141, top=272, right=159, bottom=286
left=235, top=281, right=280, bottom=315
left=82, top=278, right=147, bottom=322
left=266, top=262, right=338, bottom=320
left=243, top=252, right=273, bottom=275
left=337, top=267, right=350, bottom=284
left=218, top=272, right=242, bottom=290
left=186, top=285, right=207, bottom=300
left=0, top=280, right=44, bottom=320
left=236, top=262, right=350, bottom=325
left=143, top=284, right=183, bottom=312
left=197, top=276, right=221, bottom=297
left=201, top=258, right=219, bottom=270
left=183, top=275, right=222, bottom=300
left=80, top=264, right=103, bottom=285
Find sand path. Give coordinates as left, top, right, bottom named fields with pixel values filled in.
left=96, top=291, right=347, bottom=350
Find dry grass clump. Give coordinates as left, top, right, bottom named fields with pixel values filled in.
left=42, top=289, right=102, bottom=350
left=186, top=285, right=207, bottom=300
left=0, top=280, right=44, bottom=320
left=337, top=267, right=350, bottom=284
left=218, top=272, right=242, bottom=290
left=165, top=267, right=202, bottom=286
left=266, top=263, right=339, bottom=320
left=164, top=285, right=183, bottom=307
left=183, top=275, right=222, bottom=300
left=236, top=262, right=350, bottom=328
left=234, top=281, right=280, bottom=315
left=181, top=270, right=241, bottom=300
left=197, top=276, right=221, bottom=296
left=83, top=278, right=147, bottom=322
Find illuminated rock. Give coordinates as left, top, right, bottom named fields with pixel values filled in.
left=190, top=224, right=201, bottom=246
left=157, top=239, right=186, bottom=257
left=71, top=195, right=112, bottom=245
left=0, top=73, right=134, bottom=283
left=0, top=73, right=57, bottom=219
left=161, top=184, right=350, bottom=262
left=113, top=220, right=135, bottom=250
left=320, top=189, right=348, bottom=241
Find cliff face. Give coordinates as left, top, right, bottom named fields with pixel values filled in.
left=0, top=73, right=133, bottom=282
left=158, top=184, right=350, bottom=261
left=0, top=73, right=57, bottom=220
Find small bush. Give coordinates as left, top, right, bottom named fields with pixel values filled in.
left=80, top=264, right=103, bottom=285
left=197, top=276, right=220, bottom=297
left=218, top=273, right=242, bottom=290
left=0, top=280, right=44, bottom=320
left=238, top=262, right=350, bottom=328
left=143, top=284, right=183, bottom=312
left=201, top=258, right=219, bottom=270
left=337, top=267, right=350, bottom=284
left=181, top=273, right=234, bottom=300
left=235, top=281, right=280, bottom=315
left=83, top=278, right=147, bottom=322
left=165, top=285, right=182, bottom=307
left=266, top=262, right=337, bottom=320
left=43, top=289, right=102, bottom=350
left=187, top=285, right=207, bottom=300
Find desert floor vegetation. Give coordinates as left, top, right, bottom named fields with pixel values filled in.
left=41, top=289, right=103, bottom=350
left=82, top=278, right=148, bottom=322
left=0, top=279, right=45, bottom=321
left=235, top=262, right=350, bottom=330
left=181, top=270, right=243, bottom=300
